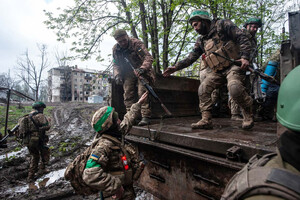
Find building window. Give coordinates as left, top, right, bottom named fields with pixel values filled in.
left=80, top=91, right=83, bottom=94
left=98, top=87, right=100, bottom=89
left=80, top=85, right=82, bottom=88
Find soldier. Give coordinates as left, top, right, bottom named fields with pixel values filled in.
left=82, top=92, right=148, bottom=200
left=112, top=29, right=155, bottom=126
left=22, top=101, right=51, bottom=182
left=221, top=66, right=300, bottom=200
left=163, top=10, right=253, bottom=130
left=230, top=17, right=262, bottom=121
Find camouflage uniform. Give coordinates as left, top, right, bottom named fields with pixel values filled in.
left=83, top=102, right=144, bottom=200
left=24, top=110, right=51, bottom=180
left=221, top=130, right=300, bottom=200
left=175, top=19, right=252, bottom=128
left=113, top=37, right=155, bottom=118
left=229, top=28, right=257, bottom=118
left=200, top=62, right=229, bottom=117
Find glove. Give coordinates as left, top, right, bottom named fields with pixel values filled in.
left=135, top=68, right=146, bottom=76
left=115, top=75, right=123, bottom=85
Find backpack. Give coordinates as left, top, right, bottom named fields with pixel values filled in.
left=64, top=138, right=101, bottom=195
left=18, top=112, right=38, bottom=144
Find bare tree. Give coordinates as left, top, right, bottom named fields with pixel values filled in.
left=54, top=47, right=72, bottom=67
left=15, top=44, right=50, bottom=101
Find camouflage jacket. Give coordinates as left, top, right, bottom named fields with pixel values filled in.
left=175, top=19, right=252, bottom=71
left=82, top=102, right=143, bottom=199
left=112, top=37, right=155, bottom=82
left=221, top=150, right=300, bottom=200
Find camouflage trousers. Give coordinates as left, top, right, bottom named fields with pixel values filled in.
left=199, top=65, right=252, bottom=112
left=27, top=136, right=50, bottom=178
left=229, top=74, right=251, bottom=115
left=200, top=67, right=229, bottom=115
left=123, top=72, right=151, bottom=118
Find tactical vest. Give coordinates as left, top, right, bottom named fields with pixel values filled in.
left=203, top=29, right=240, bottom=72
left=101, top=134, right=134, bottom=186
left=221, top=153, right=300, bottom=200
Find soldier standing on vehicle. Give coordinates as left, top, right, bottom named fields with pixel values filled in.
left=82, top=92, right=148, bottom=199
left=221, top=66, right=300, bottom=200
left=163, top=10, right=253, bottom=130
left=112, top=29, right=155, bottom=126
left=230, top=17, right=262, bottom=121
left=20, top=101, right=51, bottom=182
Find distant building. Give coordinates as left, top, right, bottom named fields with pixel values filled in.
left=48, top=65, right=111, bottom=103
left=88, top=95, right=103, bottom=104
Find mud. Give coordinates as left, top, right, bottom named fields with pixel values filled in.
left=0, top=103, right=153, bottom=200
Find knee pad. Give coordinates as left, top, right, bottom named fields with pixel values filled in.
left=228, top=80, right=243, bottom=99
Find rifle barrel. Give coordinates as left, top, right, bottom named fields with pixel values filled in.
left=124, top=57, right=172, bottom=116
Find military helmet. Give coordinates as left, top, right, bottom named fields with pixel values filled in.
left=113, top=29, right=128, bottom=39
left=244, top=17, right=262, bottom=28
left=276, top=65, right=300, bottom=132
left=189, top=9, right=212, bottom=25
left=91, top=106, right=115, bottom=133
left=32, top=101, right=46, bottom=109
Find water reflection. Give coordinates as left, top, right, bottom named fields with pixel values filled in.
left=0, top=147, right=27, bottom=160
left=6, top=168, right=65, bottom=194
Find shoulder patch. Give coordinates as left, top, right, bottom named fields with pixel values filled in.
left=90, top=154, right=100, bottom=160
left=137, top=47, right=145, bottom=57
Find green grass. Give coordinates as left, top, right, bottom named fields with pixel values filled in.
left=0, top=105, right=54, bottom=134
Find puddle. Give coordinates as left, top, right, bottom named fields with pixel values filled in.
left=38, top=168, right=65, bottom=187
left=0, top=147, right=27, bottom=160
left=5, top=168, right=65, bottom=194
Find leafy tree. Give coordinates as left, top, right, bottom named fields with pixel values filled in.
left=44, top=0, right=294, bottom=76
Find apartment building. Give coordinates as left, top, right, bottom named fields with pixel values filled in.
left=48, top=65, right=110, bottom=103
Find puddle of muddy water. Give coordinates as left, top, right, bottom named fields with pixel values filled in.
left=38, top=168, right=65, bottom=187
left=0, top=147, right=28, bottom=160
left=5, top=168, right=66, bottom=194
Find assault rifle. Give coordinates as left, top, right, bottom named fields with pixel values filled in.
left=211, top=52, right=279, bottom=85
left=124, top=57, right=172, bottom=116
left=0, top=124, right=19, bottom=146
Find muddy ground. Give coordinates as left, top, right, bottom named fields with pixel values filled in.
left=0, top=103, right=153, bottom=200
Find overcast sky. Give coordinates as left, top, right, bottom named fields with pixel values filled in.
left=0, top=0, right=115, bottom=76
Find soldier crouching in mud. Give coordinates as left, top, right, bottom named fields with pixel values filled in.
left=20, top=101, right=51, bottom=182
left=82, top=92, right=148, bottom=200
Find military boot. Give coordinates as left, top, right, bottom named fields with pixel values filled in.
left=138, top=117, right=150, bottom=126
left=231, top=114, right=243, bottom=121
left=191, top=111, right=213, bottom=129
left=242, top=106, right=254, bottom=129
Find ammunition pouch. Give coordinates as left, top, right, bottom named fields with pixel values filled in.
left=205, top=40, right=240, bottom=72
left=28, top=136, right=39, bottom=148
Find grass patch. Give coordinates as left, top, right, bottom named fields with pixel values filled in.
left=0, top=105, right=54, bottom=134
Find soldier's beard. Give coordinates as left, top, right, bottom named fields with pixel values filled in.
left=197, top=22, right=209, bottom=35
